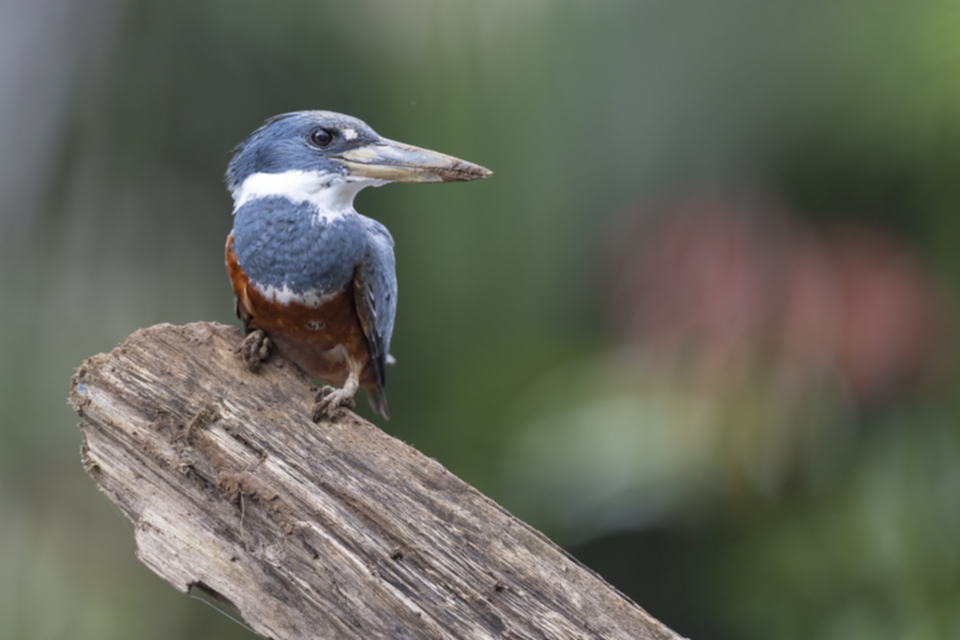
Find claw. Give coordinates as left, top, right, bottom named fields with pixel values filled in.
left=239, top=330, right=271, bottom=372
left=311, top=385, right=357, bottom=423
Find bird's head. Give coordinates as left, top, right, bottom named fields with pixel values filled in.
left=226, top=111, right=491, bottom=211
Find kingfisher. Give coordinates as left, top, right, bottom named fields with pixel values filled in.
left=225, top=111, right=490, bottom=421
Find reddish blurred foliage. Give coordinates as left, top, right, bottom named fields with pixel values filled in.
left=609, top=192, right=949, bottom=405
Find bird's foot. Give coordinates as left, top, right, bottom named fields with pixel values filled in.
left=238, top=330, right=272, bottom=372
left=311, top=386, right=356, bottom=423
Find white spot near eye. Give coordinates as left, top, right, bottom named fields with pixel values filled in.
left=343, top=128, right=358, bottom=141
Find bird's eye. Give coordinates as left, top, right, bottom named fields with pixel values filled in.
left=309, top=128, right=334, bottom=147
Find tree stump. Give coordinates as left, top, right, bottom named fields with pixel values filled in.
left=69, top=322, right=683, bottom=640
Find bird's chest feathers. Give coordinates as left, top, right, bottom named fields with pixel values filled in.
left=231, top=194, right=368, bottom=307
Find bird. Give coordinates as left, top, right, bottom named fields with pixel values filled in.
left=224, top=111, right=491, bottom=421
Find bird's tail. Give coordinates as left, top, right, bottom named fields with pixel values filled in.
left=367, top=386, right=390, bottom=420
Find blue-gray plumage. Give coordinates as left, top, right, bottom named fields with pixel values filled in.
left=232, top=197, right=373, bottom=300
left=224, top=111, right=490, bottom=421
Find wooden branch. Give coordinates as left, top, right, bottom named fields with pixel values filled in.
left=69, top=322, right=683, bottom=640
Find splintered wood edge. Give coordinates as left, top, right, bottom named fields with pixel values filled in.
left=69, top=321, right=684, bottom=640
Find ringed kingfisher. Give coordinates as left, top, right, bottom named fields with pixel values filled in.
left=225, top=111, right=490, bottom=421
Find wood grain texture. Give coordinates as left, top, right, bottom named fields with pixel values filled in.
left=69, top=322, right=684, bottom=640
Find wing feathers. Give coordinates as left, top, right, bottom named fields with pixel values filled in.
left=353, top=262, right=386, bottom=389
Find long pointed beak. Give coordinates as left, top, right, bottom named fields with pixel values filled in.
left=332, top=138, right=491, bottom=183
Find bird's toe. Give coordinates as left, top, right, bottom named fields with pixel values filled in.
left=311, top=386, right=356, bottom=423
left=238, top=330, right=271, bottom=372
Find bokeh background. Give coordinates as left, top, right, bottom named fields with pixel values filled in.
left=3, top=1, right=960, bottom=638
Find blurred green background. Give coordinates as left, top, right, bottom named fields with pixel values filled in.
left=3, top=1, right=960, bottom=638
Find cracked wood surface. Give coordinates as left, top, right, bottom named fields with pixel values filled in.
left=69, top=322, right=683, bottom=640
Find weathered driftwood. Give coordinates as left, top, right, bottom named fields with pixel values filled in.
left=69, top=322, right=683, bottom=640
